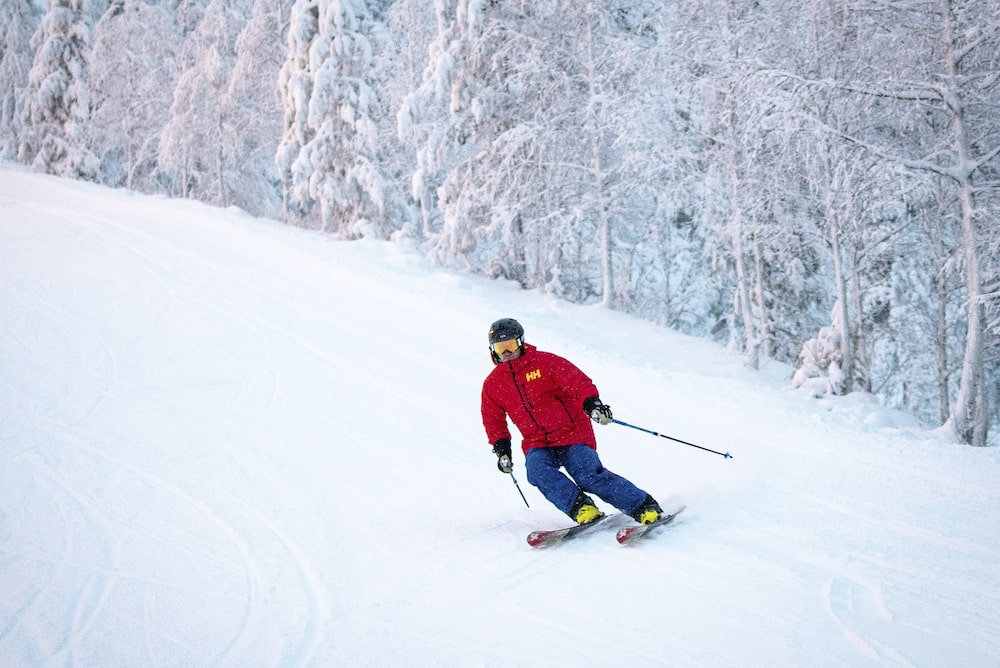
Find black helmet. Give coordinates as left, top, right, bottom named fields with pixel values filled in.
left=488, top=318, right=524, bottom=344
left=488, top=318, right=525, bottom=363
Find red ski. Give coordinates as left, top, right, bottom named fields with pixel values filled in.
left=616, top=505, right=686, bottom=545
left=526, top=514, right=613, bottom=547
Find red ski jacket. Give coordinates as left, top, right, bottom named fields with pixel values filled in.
left=481, top=344, right=599, bottom=454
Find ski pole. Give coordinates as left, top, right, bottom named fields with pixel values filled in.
left=611, top=418, right=733, bottom=459
left=509, top=471, right=530, bottom=507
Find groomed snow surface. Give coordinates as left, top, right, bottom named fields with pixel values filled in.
left=2, top=164, right=998, bottom=667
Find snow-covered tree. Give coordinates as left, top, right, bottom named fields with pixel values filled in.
left=868, top=180, right=964, bottom=425
left=405, top=0, right=676, bottom=306
left=275, top=0, right=319, bottom=220
left=89, top=0, right=179, bottom=189
left=372, top=0, right=437, bottom=239
left=19, top=0, right=98, bottom=178
left=793, top=306, right=848, bottom=397
left=0, top=0, right=39, bottom=160
left=395, top=0, right=461, bottom=247
left=277, top=0, right=392, bottom=237
left=218, top=0, right=287, bottom=216
left=666, top=0, right=830, bottom=369
left=841, top=0, right=1000, bottom=445
left=158, top=0, right=255, bottom=205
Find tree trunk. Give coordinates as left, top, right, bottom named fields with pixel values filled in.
left=849, top=244, right=870, bottom=392
left=948, top=180, right=987, bottom=445
left=752, top=240, right=773, bottom=360
left=940, top=0, right=988, bottom=445
left=827, top=202, right=853, bottom=394
left=584, top=3, right=612, bottom=308
left=731, top=186, right=758, bottom=369
left=934, top=255, right=951, bottom=424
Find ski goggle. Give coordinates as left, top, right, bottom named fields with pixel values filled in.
left=491, top=338, right=522, bottom=355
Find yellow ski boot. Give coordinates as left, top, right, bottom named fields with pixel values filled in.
left=631, top=494, right=664, bottom=525
left=574, top=503, right=604, bottom=525
left=570, top=492, right=605, bottom=525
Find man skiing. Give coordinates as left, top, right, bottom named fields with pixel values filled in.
left=481, top=318, right=664, bottom=526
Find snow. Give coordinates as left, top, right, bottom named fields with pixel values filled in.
left=1, top=163, right=998, bottom=667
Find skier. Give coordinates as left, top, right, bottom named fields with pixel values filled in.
left=481, top=317, right=664, bottom=526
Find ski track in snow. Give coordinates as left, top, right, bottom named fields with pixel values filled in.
left=2, top=166, right=1000, bottom=667
left=3, top=196, right=334, bottom=665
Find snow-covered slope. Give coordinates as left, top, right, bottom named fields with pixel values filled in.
left=2, top=165, right=998, bottom=667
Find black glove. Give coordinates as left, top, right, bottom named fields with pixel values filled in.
left=493, top=438, right=513, bottom=473
left=583, top=396, right=613, bottom=425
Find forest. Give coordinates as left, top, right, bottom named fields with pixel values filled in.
left=1, top=0, right=997, bottom=445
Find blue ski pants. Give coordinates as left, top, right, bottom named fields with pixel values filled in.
left=524, top=444, right=648, bottom=516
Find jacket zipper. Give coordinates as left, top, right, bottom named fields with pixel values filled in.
left=508, top=361, right=549, bottom=442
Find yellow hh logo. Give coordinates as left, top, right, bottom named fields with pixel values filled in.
left=525, top=369, right=542, bottom=382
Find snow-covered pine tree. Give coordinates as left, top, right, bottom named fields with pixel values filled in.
left=0, top=0, right=39, bottom=160
left=276, top=0, right=319, bottom=221
left=277, top=0, right=391, bottom=237
left=18, top=0, right=98, bottom=178
left=792, top=305, right=847, bottom=397
left=394, top=0, right=463, bottom=248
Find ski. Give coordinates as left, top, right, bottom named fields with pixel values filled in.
left=616, top=505, right=686, bottom=545
left=526, top=514, right=613, bottom=547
